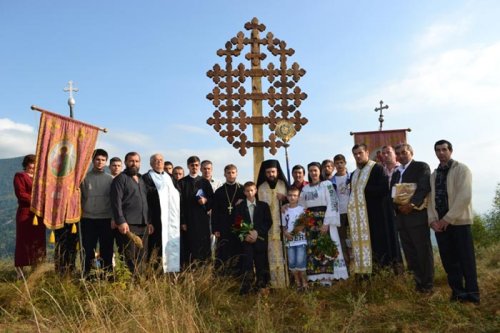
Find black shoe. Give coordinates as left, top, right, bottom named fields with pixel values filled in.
left=416, top=286, right=434, bottom=294
left=466, top=294, right=480, bottom=305
left=239, top=288, right=250, bottom=295
left=450, top=293, right=468, bottom=303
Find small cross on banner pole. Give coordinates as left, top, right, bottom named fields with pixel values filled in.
left=63, top=80, right=79, bottom=119
left=374, top=100, right=389, bottom=131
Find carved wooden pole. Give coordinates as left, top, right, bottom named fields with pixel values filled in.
left=250, top=26, right=264, bottom=180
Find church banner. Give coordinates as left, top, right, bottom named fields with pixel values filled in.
left=351, top=129, right=408, bottom=162
left=31, top=111, right=99, bottom=230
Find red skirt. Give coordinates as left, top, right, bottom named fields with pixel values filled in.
left=15, top=207, right=46, bottom=267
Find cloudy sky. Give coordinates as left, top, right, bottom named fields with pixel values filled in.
left=1, top=0, right=498, bottom=213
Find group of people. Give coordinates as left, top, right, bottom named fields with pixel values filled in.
left=14, top=139, right=479, bottom=304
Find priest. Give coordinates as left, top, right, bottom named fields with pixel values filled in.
left=256, top=159, right=289, bottom=288
left=348, top=144, right=397, bottom=275
left=211, top=164, right=245, bottom=275
left=143, top=153, right=181, bottom=273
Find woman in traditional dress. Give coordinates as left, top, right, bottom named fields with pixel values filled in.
left=299, top=162, right=348, bottom=283
left=14, top=154, right=46, bottom=278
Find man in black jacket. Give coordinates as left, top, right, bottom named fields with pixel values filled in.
left=391, top=143, right=434, bottom=293
left=178, top=156, right=214, bottom=266
left=110, top=152, right=152, bottom=274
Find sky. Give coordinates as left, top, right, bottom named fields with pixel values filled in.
left=1, top=0, right=499, bottom=214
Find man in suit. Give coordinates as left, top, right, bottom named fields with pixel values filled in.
left=391, top=143, right=434, bottom=293
left=233, top=181, right=272, bottom=295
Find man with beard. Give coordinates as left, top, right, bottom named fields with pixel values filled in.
left=256, top=159, right=289, bottom=288
left=110, top=152, right=152, bottom=274
left=348, top=144, right=398, bottom=275
left=178, top=156, right=214, bottom=265
left=291, top=165, right=308, bottom=191
left=211, top=164, right=245, bottom=275
left=143, top=154, right=181, bottom=273
left=321, top=159, right=335, bottom=182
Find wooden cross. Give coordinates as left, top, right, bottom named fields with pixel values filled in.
left=374, top=100, right=389, bottom=131
left=207, top=17, right=308, bottom=178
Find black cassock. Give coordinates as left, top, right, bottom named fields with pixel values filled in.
left=364, top=163, right=401, bottom=268
left=178, top=175, right=214, bottom=263
left=211, top=183, right=245, bottom=274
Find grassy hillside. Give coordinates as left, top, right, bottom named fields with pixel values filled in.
left=0, top=244, right=498, bottom=332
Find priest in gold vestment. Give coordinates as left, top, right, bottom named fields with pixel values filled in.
left=256, top=160, right=289, bottom=288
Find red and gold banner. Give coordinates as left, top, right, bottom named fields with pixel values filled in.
left=31, top=111, right=99, bottom=230
left=352, top=129, right=408, bottom=162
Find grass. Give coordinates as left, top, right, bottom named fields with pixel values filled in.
left=0, top=244, right=498, bottom=333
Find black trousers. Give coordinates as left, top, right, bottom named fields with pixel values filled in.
left=115, top=225, right=149, bottom=275
left=54, top=223, right=79, bottom=275
left=240, top=241, right=270, bottom=294
left=396, top=211, right=434, bottom=291
left=80, top=218, right=114, bottom=275
left=338, top=214, right=350, bottom=267
left=435, top=224, right=479, bottom=302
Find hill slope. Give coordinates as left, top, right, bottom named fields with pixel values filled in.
left=0, top=156, right=23, bottom=258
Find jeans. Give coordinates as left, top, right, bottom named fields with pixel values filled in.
left=287, top=244, right=307, bottom=271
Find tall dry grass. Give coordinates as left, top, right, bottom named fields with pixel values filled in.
left=0, top=244, right=498, bottom=332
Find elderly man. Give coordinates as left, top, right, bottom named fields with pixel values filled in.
left=142, top=154, right=181, bottom=273
left=391, top=143, right=433, bottom=292
left=428, top=140, right=480, bottom=304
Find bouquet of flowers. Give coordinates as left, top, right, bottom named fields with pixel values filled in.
left=232, top=215, right=263, bottom=242
left=309, top=231, right=339, bottom=264
left=292, top=209, right=316, bottom=235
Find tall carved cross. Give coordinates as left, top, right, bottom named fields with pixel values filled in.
left=207, top=17, right=308, bottom=178
left=374, top=100, right=389, bottom=131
